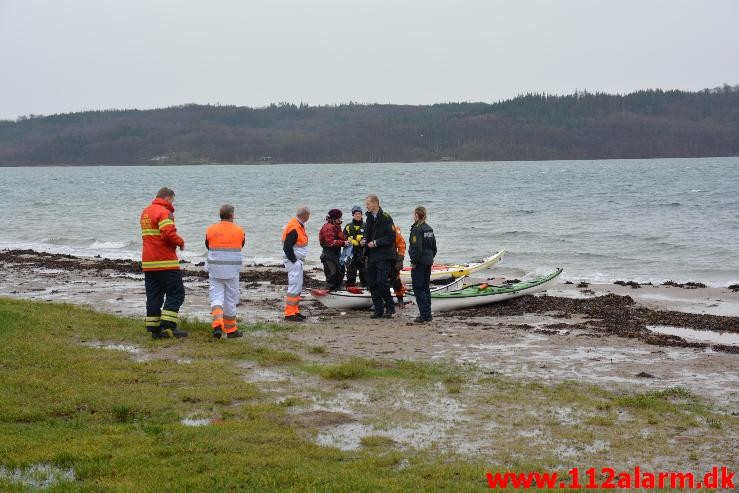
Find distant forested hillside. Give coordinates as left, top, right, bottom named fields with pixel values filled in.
left=1, top=86, right=738, bottom=165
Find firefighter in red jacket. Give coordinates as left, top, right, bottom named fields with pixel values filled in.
left=140, top=187, right=188, bottom=339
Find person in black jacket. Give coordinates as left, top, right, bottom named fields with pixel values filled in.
left=408, top=206, right=437, bottom=323
left=343, top=205, right=367, bottom=287
left=360, top=194, right=397, bottom=318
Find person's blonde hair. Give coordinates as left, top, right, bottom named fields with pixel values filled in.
left=414, top=206, right=427, bottom=224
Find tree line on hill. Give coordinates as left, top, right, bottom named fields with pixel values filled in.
left=1, top=85, right=738, bottom=165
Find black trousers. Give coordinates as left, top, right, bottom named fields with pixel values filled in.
left=145, top=270, right=185, bottom=329
left=411, top=265, right=432, bottom=319
left=345, top=254, right=367, bottom=287
left=321, top=251, right=342, bottom=291
left=367, top=259, right=395, bottom=315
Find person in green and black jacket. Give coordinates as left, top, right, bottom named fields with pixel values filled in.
left=361, top=194, right=397, bottom=318
left=408, top=206, right=437, bottom=323
left=343, top=205, right=367, bottom=287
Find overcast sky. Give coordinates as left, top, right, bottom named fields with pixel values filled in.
left=1, top=0, right=738, bottom=120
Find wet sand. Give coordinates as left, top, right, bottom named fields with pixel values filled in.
left=1, top=249, right=738, bottom=409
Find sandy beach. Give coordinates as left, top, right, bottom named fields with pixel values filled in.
left=2, top=249, right=738, bottom=410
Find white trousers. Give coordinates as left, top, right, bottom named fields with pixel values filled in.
left=209, top=274, right=240, bottom=317
left=284, top=259, right=304, bottom=297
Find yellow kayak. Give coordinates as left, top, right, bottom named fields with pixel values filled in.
left=399, top=249, right=506, bottom=282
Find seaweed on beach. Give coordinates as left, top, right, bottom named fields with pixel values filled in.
left=662, top=280, right=707, bottom=289
left=0, top=249, right=323, bottom=288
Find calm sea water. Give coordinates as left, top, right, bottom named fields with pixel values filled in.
left=1, top=158, right=737, bottom=286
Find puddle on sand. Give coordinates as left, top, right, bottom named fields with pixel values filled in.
left=80, top=341, right=191, bottom=364
left=315, top=422, right=444, bottom=451
left=80, top=341, right=157, bottom=363
left=0, top=463, right=76, bottom=489
left=82, top=341, right=142, bottom=354
left=637, top=293, right=739, bottom=317
left=648, top=325, right=739, bottom=346
left=312, top=387, right=469, bottom=452
left=447, top=335, right=739, bottom=406
left=307, top=390, right=371, bottom=414
left=241, top=367, right=291, bottom=383
left=555, top=439, right=610, bottom=458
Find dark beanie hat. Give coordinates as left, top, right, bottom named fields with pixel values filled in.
left=327, top=208, right=342, bottom=220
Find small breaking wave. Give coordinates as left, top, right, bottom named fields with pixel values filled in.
left=90, top=240, right=135, bottom=249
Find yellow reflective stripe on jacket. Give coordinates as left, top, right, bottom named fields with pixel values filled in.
left=142, top=260, right=180, bottom=269
left=141, top=229, right=161, bottom=236
left=158, top=219, right=175, bottom=229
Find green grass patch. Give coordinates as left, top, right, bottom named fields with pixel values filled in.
left=0, top=297, right=503, bottom=492
left=360, top=435, right=397, bottom=448
left=309, top=357, right=467, bottom=382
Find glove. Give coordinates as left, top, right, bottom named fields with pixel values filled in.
left=394, top=255, right=404, bottom=271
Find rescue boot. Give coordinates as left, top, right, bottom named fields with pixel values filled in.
left=414, top=316, right=427, bottom=323
left=226, top=330, right=243, bottom=339
left=212, top=328, right=223, bottom=339
left=153, top=327, right=188, bottom=339
left=294, top=312, right=307, bottom=320
left=284, top=315, right=302, bottom=322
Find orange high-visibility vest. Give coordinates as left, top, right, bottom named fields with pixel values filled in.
left=206, top=221, right=245, bottom=249
left=394, top=225, right=406, bottom=257
left=206, top=221, right=245, bottom=279
left=282, top=217, right=309, bottom=246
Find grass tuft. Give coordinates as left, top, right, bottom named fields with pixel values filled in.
left=360, top=435, right=396, bottom=448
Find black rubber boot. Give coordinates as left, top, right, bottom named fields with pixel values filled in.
left=153, top=327, right=188, bottom=339
left=212, top=328, right=223, bottom=339
left=226, top=330, right=243, bottom=339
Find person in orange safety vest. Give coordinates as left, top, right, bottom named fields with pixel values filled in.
left=140, top=187, right=187, bottom=339
left=391, top=224, right=407, bottom=307
left=282, top=206, right=310, bottom=321
left=205, top=204, right=246, bottom=339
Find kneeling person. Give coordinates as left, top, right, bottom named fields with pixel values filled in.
left=206, top=204, right=246, bottom=338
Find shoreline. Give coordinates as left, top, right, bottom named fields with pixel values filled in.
left=2, top=154, right=739, bottom=168
left=1, top=248, right=737, bottom=407
left=1, top=244, right=736, bottom=289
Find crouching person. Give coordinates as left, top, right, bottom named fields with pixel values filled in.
left=206, top=204, right=246, bottom=339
